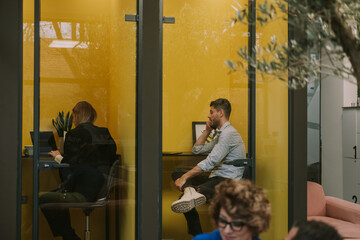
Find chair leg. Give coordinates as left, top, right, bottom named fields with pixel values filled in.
left=84, top=215, right=91, bottom=240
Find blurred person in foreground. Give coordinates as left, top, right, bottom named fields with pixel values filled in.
left=285, top=220, right=342, bottom=240
left=193, top=179, right=271, bottom=240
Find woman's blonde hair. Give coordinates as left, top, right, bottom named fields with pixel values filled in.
left=210, top=179, right=271, bottom=237
left=72, top=101, right=97, bottom=126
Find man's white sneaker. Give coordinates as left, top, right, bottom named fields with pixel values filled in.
left=171, top=187, right=206, bottom=213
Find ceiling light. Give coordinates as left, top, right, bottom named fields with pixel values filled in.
left=49, top=40, right=80, bottom=48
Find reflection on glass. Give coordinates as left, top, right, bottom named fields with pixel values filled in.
left=255, top=1, right=289, bottom=238
left=22, top=0, right=136, bottom=239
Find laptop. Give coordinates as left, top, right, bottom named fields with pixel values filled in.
left=30, top=131, right=57, bottom=158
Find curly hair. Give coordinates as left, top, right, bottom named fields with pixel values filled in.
left=209, top=179, right=271, bottom=237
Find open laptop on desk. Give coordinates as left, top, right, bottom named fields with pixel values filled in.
left=30, top=131, right=57, bottom=158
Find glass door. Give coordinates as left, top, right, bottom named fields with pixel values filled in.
left=162, top=0, right=289, bottom=239
left=22, top=0, right=137, bottom=239
left=162, top=1, right=249, bottom=239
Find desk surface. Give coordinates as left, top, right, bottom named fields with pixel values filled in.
left=162, top=152, right=207, bottom=157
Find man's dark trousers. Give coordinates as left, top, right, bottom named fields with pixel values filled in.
left=172, top=168, right=226, bottom=236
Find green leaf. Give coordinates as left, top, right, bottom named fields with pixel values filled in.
left=225, top=60, right=235, bottom=70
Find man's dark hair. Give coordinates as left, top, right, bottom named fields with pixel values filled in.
left=210, top=98, right=231, bottom=119
left=292, top=220, right=342, bottom=240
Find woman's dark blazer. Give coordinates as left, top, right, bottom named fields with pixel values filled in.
left=60, top=122, right=117, bottom=201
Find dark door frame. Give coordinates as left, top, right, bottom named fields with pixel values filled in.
left=0, top=0, right=23, bottom=239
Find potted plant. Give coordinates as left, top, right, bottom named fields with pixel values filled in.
left=52, top=111, right=73, bottom=153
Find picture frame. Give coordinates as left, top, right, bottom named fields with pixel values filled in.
left=192, top=121, right=207, bottom=144
left=192, top=122, right=206, bottom=144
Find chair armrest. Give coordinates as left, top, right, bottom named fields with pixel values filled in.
left=223, top=158, right=253, bottom=167
left=326, top=196, right=360, bottom=224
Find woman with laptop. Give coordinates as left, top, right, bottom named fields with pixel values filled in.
left=39, top=101, right=117, bottom=240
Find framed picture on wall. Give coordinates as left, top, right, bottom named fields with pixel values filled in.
left=192, top=121, right=217, bottom=144
left=192, top=121, right=206, bottom=144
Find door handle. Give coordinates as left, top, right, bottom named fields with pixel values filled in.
left=353, top=145, right=357, bottom=159
left=125, top=14, right=138, bottom=22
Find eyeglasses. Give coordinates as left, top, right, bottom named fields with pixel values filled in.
left=218, top=217, right=246, bottom=232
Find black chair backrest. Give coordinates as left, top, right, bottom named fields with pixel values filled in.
left=242, top=165, right=252, bottom=180
left=97, top=160, right=119, bottom=201
left=223, top=158, right=253, bottom=181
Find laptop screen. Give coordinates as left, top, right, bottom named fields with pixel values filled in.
left=30, top=131, right=57, bottom=153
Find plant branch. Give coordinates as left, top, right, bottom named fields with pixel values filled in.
left=330, top=2, right=360, bottom=87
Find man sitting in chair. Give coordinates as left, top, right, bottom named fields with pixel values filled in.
left=171, top=98, right=246, bottom=237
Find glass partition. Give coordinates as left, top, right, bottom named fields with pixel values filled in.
left=162, top=0, right=289, bottom=239
left=22, top=0, right=137, bottom=239
left=255, top=0, right=289, bottom=238
left=162, top=1, right=249, bottom=239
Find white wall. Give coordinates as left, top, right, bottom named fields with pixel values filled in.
left=321, top=50, right=357, bottom=198
left=321, top=76, right=344, bottom=197
left=308, top=83, right=320, bottom=166
left=344, top=79, right=357, bottom=107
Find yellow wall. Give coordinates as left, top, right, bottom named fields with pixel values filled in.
left=163, top=0, right=249, bottom=153
left=255, top=1, right=289, bottom=239
left=108, top=0, right=137, bottom=239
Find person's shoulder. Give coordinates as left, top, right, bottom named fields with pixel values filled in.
left=192, top=229, right=221, bottom=240
left=222, top=122, right=240, bottom=135
left=67, top=123, right=94, bottom=138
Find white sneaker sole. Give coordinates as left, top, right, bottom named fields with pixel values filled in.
left=171, top=195, right=206, bottom=213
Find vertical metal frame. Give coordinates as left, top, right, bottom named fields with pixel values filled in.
left=158, top=0, right=164, bottom=237
left=17, top=0, right=24, bottom=239
left=248, top=0, right=256, bottom=182
left=288, top=3, right=307, bottom=227
left=32, top=0, right=41, bottom=238
left=0, top=0, right=23, bottom=239
left=136, top=0, right=162, bottom=239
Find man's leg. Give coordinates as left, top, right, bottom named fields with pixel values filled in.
left=196, top=176, right=227, bottom=202
left=182, top=176, right=226, bottom=236
left=184, top=208, right=203, bottom=236
left=171, top=168, right=209, bottom=236
left=171, top=168, right=209, bottom=213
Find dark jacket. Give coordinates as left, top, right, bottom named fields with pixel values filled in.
left=61, top=122, right=117, bottom=201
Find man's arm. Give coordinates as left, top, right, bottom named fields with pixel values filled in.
left=174, top=165, right=203, bottom=191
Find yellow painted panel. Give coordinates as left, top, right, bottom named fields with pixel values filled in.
left=255, top=1, right=289, bottom=239
left=108, top=0, right=137, bottom=239
left=163, top=0, right=249, bottom=153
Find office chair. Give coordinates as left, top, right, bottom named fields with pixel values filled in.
left=224, top=158, right=254, bottom=181
left=40, top=160, right=120, bottom=240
